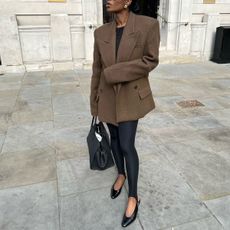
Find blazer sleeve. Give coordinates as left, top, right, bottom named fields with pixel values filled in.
left=90, top=29, right=102, bottom=116
left=103, top=20, right=160, bottom=85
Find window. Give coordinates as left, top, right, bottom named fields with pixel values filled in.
left=203, top=0, right=215, bottom=4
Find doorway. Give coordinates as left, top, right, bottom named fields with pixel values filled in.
left=103, top=0, right=160, bottom=23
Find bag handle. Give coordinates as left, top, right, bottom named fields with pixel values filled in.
left=91, top=116, right=98, bottom=127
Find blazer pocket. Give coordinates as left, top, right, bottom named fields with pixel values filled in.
left=138, top=86, right=152, bottom=99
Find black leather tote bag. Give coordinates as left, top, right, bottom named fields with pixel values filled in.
left=87, top=116, right=114, bottom=170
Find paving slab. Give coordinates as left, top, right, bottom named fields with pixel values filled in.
left=19, top=84, right=52, bottom=100
left=48, top=70, right=79, bottom=84
left=22, top=71, right=50, bottom=86
left=154, top=95, right=186, bottom=112
left=54, top=111, right=90, bottom=128
left=52, top=92, right=87, bottom=115
left=14, top=96, right=52, bottom=114
left=168, top=106, right=207, bottom=117
left=137, top=153, right=210, bottom=230
left=204, top=195, right=230, bottom=230
left=51, top=82, right=80, bottom=96
left=60, top=186, right=142, bottom=230
left=197, top=127, right=230, bottom=152
left=165, top=216, right=223, bottom=230
left=2, top=121, right=54, bottom=153
left=53, top=126, right=90, bottom=160
left=0, top=134, right=5, bottom=151
left=0, top=181, right=59, bottom=230
left=209, top=109, right=230, bottom=127
left=181, top=114, right=225, bottom=130
left=0, top=62, right=229, bottom=230
left=149, top=125, right=197, bottom=144
left=57, top=156, right=117, bottom=196
left=0, top=147, right=56, bottom=190
left=161, top=141, right=230, bottom=200
left=0, top=81, right=22, bottom=91
left=11, top=108, right=53, bottom=125
left=0, top=110, right=13, bottom=134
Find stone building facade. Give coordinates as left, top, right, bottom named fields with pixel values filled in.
left=158, top=0, right=230, bottom=59
left=0, top=0, right=230, bottom=73
left=0, top=0, right=102, bottom=73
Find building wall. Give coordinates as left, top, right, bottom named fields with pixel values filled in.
left=159, top=0, right=230, bottom=59
left=1, top=0, right=230, bottom=73
left=0, top=0, right=102, bottom=73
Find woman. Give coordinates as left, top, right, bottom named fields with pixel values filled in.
left=90, top=0, right=160, bottom=227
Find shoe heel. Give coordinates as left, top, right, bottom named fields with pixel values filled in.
left=121, top=197, right=140, bottom=227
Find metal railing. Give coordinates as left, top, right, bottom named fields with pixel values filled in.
left=157, top=13, right=189, bottom=26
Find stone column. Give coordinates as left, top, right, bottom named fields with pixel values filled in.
left=190, top=23, right=207, bottom=56
left=82, top=0, right=98, bottom=68
left=164, top=0, right=180, bottom=51
left=163, top=0, right=193, bottom=53
left=0, top=15, right=24, bottom=72
left=203, top=13, right=220, bottom=60
left=51, top=14, right=73, bottom=70
left=96, top=0, right=103, bottom=26
left=158, top=0, right=168, bottom=47
left=176, top=0, right=193, bottom=54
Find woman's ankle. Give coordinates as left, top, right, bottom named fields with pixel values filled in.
left=118, top=173, right=126, bottom=179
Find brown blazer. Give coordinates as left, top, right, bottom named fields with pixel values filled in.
left=90, top=11, right=160, bottom=126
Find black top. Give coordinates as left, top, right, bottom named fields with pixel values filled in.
left=116, top=26, right=125, bottom=58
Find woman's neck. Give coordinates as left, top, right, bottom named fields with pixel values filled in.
left=114, top=10, right=130, bottom=28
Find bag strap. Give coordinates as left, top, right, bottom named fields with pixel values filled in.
left=91, top=116, right=98, bottom=127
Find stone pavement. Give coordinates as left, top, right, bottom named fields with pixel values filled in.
left=0, top=61, right=230, bottom=230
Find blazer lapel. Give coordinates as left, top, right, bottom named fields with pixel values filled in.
left=100, top=21, right=116, bottom=67
left=102, top=11, right=140, bottom=94
left=117, top=12, right=140, bottom=94
left=116, top=12, right=140, bottom=63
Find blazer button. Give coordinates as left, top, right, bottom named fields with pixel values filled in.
left=134, top=85, right=138, bottom=89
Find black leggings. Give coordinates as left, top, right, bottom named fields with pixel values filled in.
left=106, top=120, right=139, bottom=199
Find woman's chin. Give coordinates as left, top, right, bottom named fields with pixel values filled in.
left=106, top=7, right=120, bottom=13
left=106, top=9, right=114, bottom=13
left=107, top=10, right=123, bottom=14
